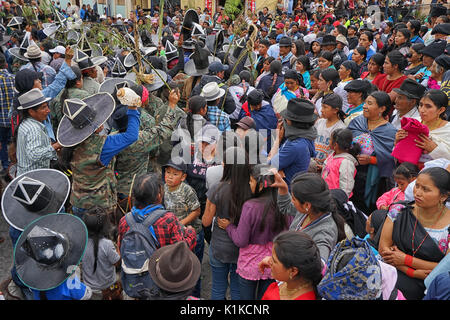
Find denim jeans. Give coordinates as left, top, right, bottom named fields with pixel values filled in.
left=0, top=126, right=11, bottom=169
left=71, top=206, right=88, bottom=219
left=238, top=275, right=274, bottom=300
left=208, top=246, right=240, bottom=300
left=191, top=229, right=205, bottom=298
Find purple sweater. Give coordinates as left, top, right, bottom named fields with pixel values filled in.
left=226, top=198, right=292, bottom=247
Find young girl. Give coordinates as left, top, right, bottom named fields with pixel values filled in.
left=314, top=93, right=346, bottom=164
left=81, top=207, right=121, bottom=300
left=217, top=164, right=291, bottom=300
left=376, top=162, right=419, bottom=210
left=321, top=128, right=361, bottom=198
left=295, top=55, right=311, bottom=90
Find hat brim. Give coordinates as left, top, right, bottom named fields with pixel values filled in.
left=9, top=47, right=29, bottom=62
left=200, top=87, right=225, bottom=101
left=148, top=244, right=201, bottom=293
left=17, top=96, right=51, bottom=110
left=56, top=92, right=116, bottom=147
left=392, top=88, right=421, bottom=100
left=184, top=59, right=209, bottom=77
left=98, top=78, right=137, bottom=95
left=280, top=108, right=319, bottom=123
left=1, top=169, right=71, bottom=231
left=14, top=213, right=88, bottom=291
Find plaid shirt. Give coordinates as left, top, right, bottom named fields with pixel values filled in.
left=207, top=105, right=231, bottom=132
left=20, top=62, right=56, bottom=88
left=117, top=211, right=197, bottom=251
left=0, top=69, right=15, bottom=127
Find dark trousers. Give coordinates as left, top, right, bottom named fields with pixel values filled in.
left=0, top=126, right=11, bottom=170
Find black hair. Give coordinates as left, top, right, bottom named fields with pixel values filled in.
left=250, top=164, right=288, bottom=233
left=360, top=31, right=374, bottom=43
left=331, top=128, right=361, bottom=159
left=59, top=66, right=82, bottom=108
left=319, top=50, right=334, bottom=63
left=336, top=24, right=348, bottom=37
left=293, top=39, right=306, bottom=57
left=82, top=207, right=113, bottom=273
left=369, top=53, right=385, bottom=71
left=320, top=68, right=340, bottom=90
left=354, top=46, right=367, bottom=61
left=259, top=39, right=271, bottom=48
left=387, top=50, right=408, bottom=71
left=410, top=43, right=425, bottom=55
left=421, top=89, right=448, bottom=120
left=394, top=162, right=419, bottom=180
left=296, top=55, right=311, bottom=71
left=290, top=172, right=346, bottom=242
left=408, top=20, right=421, bottom=36
left=186, top=95, right=207, bottom=137
left=396, top=28, right=411, bottom=43
left=341, top=60, right=359, bottom=80
left=132, top=173, right=163, bottom=208
left=419, top=167, right=450, bottom=203
left=369, top=91, right=393, bottom=117
left=219, top=146, right=252, bottom=225
left=273, top=231, right=323, bottom=298
left=284, top=69, right=305, bottom=88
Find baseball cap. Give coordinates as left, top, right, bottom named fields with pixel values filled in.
left=208, top=61, right=229, bottom=73
left=276, top=23, right=285, bottom=29
left=49, top=45, right=66, bottom=55
left=163, top=159, right=187, bottom=173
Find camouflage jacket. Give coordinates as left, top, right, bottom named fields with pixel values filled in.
left=49, top=87, right=90, bottom=134
left=70, top=133, right=117, bottom=211
left=114, top=107, right=179, bottom=195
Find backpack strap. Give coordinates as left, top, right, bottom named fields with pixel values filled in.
left=141, top=209, right=168, bottom=229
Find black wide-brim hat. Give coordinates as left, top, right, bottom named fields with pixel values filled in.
left=1, top=169, right=70, bottom=231
left=280, top=97, right=319, bottom=123
left=56, top=93, right=116, bottom=147
left=184, top=55, right=221, bottom=77
left=393, top=78, right=427, bottom=100
left=420, top=40, right=446, bottom=59
left=9, top=47, right=29, bottom=62
left=14, top=213, right=88, bottom=291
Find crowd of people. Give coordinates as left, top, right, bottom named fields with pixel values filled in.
left=0, top=0, right=449, bottom=301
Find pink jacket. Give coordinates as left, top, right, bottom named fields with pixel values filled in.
left=391, top=117, right=429, bottom=165
left=322, top=152, right=358, bottom=198
left=376, top=187, right=405, bottom=210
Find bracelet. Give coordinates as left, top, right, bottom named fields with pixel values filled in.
left=404, top=254, right=413, bottom=267
left=406, top=267, right=415, bottom=278
left=369, top=156, right=377, bottom=165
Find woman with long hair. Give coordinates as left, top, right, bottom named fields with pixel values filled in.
left=351, top=46, right=368, bottom=77
left=311, top=68, right=340, bottom=116
left=404, top=43, right=425, bottom=76
left=202, top=146, right=252, bottom=300
left=372, top=50, right=408, bottom=98
left=217, top=164, right=290, bottom=300
left=360, top=53, right=385, bottom=82
left=379, top=167, right=450, bottom=300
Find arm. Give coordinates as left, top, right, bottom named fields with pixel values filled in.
left=202, top=199, right=216, bottom=227
left=159, top=212, right=197, bottom=250
left=100, top=109, right=140, bottom=166
left=41, top=47, right=75, bottom=100
left=338, top=158, right=356, bottom=197
left=220, top=202, right=254, bottom=248
left=180, top=185, right=201, bottom=226
left=24, top=126, right=56, bottom=162
left=180, top=207, right=201, bottom=226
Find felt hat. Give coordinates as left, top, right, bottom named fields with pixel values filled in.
left=98, top=77, right=137, bottom=96
left=205, top=29, right=225, bottom=53
left=111, top=57, right=127, bottom=77
left=280, top=97, right=318, bottom=123
left=279, top=36, right=293, bottom=47
left=1, top=169, right=70, bottom=231
left=184, top=42, right=216, bottom=77
left=165, top=40, right=178, bottom=62
left=393, top=78, right=427, bottom=100
left=17, top=88, right=51, bottom=110
left=344, top=79, right=372, bottom=92
left=56, top=92, right=116, bottom=147
left=14, top=213, right=88, bottom=291
left=200, top=82, right=225, bottom=101
left=430, top=4, right=447, bottom=18
left=182, top=9, right=200, bottom=41
left=336, top=34, right=348, bottom=47
left=148, top=241, right=201, bottom=293
left=182, top=39, right=196, bottom=50
left=435, top=54, right=450, bottom=70
left=322, top=34, right=337, bottom=46
left=431, top=23, right=450, bottom=35
left=9, top=34, right=31, bottom=61
left=236, top=116, right=256, bottom=130
left=74, top=49, right=101, bottom=71
left=23, top=44, right=42, bottom=60
left=420, top=40, right=447, bottom=59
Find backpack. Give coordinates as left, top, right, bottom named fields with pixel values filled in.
left=120, top=210, right=167, bottom=299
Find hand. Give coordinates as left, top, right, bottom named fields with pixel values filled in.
left=380, top=245, right=406, bottom=267
left=168, top=89, right=180, bottom=109
left=65, top=46, right=74, bottom=63
left=269, top=168, right=289, bottom=195
left=415, top=72, right=424, bottom=80
left=217, top=218, right=230, bottom=229
left=415, top=134, right=437, bottom=153
left=414, top=269, right=432, bottom=279
left=276, top=120, right=285, bottom=142
left=52, top=142, right=62, bottom=152
left=395, top=129, right=408, bottom=144
left=258, top=256, right=272, bottom=274
left=357, top=154, right=371, bottom=165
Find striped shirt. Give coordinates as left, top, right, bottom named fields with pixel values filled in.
left=20, top=62, right=56, bottom=89
left=0, top=69, right=15, bottom=127
left=16, top=117, right=56, bottom=176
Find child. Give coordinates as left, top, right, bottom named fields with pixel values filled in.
left=162, top=160, right=202, bottom=297
left=314, top=93, right=346, bottom=164
left=321, top=128, right=361, bottom=198
left=81, top=207, right=121, bottom=300
left=375, top=162, right=419, bottom=210
left=364, top=209, right=388, bottom=259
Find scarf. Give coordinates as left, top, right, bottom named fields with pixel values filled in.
left=283, top=119, right=317, bottom=141
left=279, top=83, right=297, bottom=101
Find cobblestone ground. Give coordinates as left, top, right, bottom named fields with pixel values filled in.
left=0, top=214, right=215, bottom=299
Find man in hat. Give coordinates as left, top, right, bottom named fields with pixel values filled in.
left=200, top=82, right=231, bottom=132
left=81, top=64, right=100, bottom=95
left=391, top=78, right=426, bottom=130
left=268, top=98, right=317, bottom=188
left=19, top=44, right=56, bottom=89
left=267, top=31, right=280, bottom=59
left=321, top=34, right=347, bottom=70
left=424, top=4, right=448, bottom=46
left=278, top=36, right=293, bottom=71
left=431, top=23, right=450, bottom=42
left=49, top=45, right=66, bottom=72
left=15, top=88, right=61, bottom=176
